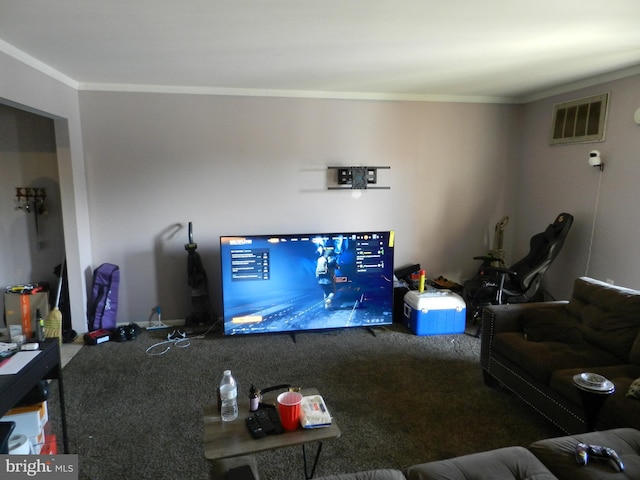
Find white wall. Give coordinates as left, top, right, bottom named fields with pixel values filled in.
left=79, top=92, right=519, bottom=324
left=516, top=74, right=640, bottom=299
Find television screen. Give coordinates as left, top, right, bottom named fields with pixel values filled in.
left=220, top=231, right=395, bottom=335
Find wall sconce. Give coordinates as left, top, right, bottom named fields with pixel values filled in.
left=327, top=166, right=390, bottom=190
left=588, top=150, right=603, bottom=171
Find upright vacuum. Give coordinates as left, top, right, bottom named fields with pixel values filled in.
left=184, top=222, right=216, bottom=332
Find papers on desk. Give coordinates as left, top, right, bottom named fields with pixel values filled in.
left=0, top=351, right=41, bottom=375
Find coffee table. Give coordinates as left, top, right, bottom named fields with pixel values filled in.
left=203, top=388, right=341, bottom=479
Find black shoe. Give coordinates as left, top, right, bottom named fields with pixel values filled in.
left=113, top=326, right=128, bottom=342
left=126, top=323, right=140, bottom=340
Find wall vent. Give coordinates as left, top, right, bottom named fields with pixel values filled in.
left=550, top=93, right=609, bottom=145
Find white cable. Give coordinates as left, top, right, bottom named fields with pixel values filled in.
left=585, top=170, right=603, bottom=277
left=144, top=320, right=220, bottom=356
left=145, top=336, right=191, bottom=356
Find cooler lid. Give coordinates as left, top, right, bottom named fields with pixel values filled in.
left=404, top=289, right=465, bottom=311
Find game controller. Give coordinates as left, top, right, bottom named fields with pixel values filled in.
left=575, top=442, right=624, bottom=472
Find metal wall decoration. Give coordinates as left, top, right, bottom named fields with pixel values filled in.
left=15, top=187, right=48, bottom=250
left=15, top=187, right=47, bottom=212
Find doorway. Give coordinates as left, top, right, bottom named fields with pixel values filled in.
left=0, top=103, right=67, bottom=331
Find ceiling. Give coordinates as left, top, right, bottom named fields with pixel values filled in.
left=2, top=1, right=640, bottom=103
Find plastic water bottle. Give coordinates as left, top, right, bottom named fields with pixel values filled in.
left=219, top=370, right=238, bottom=422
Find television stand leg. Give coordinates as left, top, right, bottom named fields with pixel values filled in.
left=290, top=332, right=297, bottom=343
left=367, top=326, right=377, bottom=337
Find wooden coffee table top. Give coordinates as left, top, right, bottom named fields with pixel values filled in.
left=203, top=387, right=341, bottom=461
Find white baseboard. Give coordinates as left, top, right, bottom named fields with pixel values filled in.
left=127, top=318, right=186, bottom=329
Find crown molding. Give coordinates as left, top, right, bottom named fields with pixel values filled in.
left=517, top=64, right=640, bottom=104
left=77, top=82, right=515, bottom=104
left=0, top=39, right=79, bottom=89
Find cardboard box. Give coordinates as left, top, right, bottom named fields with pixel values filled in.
left=1, top=401, right=48, bottom=437
left=4, top=292, right=49, bottom=338
left=403, top=289, right=466, bottom=335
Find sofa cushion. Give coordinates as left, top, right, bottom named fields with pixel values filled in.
left=315, top=470, right=406, bottom=480
left=549, top=365, right=640, bottom=430
left=567, top=277, right=640, bottom=361
left=520, top=308, right=584, bottom=343
left=529, top=428, right=640, bottom=480
left=599, top=378, right=640, bottom=429
left=406, top=446, right=558, bottom=480
left=628, top=333, right=640, bottom=364
left=493, top=332, right=622, bottom=383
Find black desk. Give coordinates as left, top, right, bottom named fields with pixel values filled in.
left=0, top=339, right=68, bottom=453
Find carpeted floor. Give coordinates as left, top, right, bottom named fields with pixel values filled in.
left=47, top=323, right=561, bottom=479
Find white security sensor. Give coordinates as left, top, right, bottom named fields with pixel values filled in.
left=588, top=150, right=603, bottom=170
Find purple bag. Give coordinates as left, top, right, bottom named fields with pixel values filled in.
left=88, top=263, right=120, bottom=331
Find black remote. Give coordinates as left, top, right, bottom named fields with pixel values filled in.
left=265, top=407, right=284, bottom=434
left=254, top=409, right=275, bottom=434
left=245, top=416, right=266, bottom=439
left=253, top=407, right=284, bottom=435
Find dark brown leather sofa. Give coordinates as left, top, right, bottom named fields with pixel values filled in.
left=480, top=276, right=640, bottom=433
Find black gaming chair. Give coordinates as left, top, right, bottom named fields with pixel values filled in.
left=463, top=212, right=574, bottom=322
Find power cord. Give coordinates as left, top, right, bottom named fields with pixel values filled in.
left=585, top=167, right=603, bottom=276
left=144, top=320, right=220, bottom=356
left=145, top=332, right=190, bottom=356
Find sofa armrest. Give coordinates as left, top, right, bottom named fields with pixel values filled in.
left=482, top=301, right=569, bottom=335
left=406, top=446, right=559, bottom=480
left=480, top=301, right=568, bottom=372
left=315, top=470, right=406, bottom=480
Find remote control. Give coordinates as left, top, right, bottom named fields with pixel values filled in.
left=264, top=407, right=284, bottom=434
left=251, top=407, right=284, bottom=435
left=254, top=409, right=275, bottom=434
left=245, top=416, right=266, bottom=439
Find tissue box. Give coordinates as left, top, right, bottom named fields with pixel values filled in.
left=403, top=290, right=466, bottom=335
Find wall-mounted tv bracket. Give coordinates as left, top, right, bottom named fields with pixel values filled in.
left=327, top=166, right=390, bottom=190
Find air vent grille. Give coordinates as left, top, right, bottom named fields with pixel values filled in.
left=550, top=93, right=608, bottom=145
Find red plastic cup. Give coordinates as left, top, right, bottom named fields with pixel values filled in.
left=277, top=391, right=303, bottom=431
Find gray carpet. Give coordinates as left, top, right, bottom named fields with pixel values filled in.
left=48, top=323, right=561, bottom=479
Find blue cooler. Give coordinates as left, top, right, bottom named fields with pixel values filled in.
left=403, top=289, right=466, bottom=335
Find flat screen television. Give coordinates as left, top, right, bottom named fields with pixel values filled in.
left=220, top=231, right=395, bottom=335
